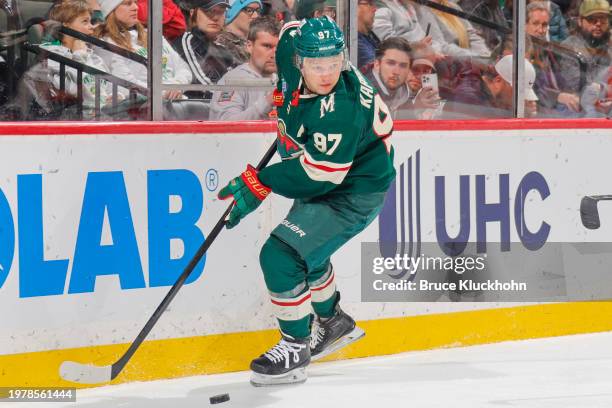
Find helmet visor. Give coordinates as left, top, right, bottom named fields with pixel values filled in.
left=300, top=53, right=345, bottom=76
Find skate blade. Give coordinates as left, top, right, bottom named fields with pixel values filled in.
left=311, top=326, right=365, bottom=362
left=250, top=367, right=307, bottom=387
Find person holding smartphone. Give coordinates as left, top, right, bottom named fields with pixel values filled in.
left=581, top=66, right=612, bottom=117
left=409, top=55, right=446, bottom=119
left=363, top=37, right=440, bottom=119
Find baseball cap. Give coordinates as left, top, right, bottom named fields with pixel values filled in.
left=294, top=0, right=326, bottom=19
left=579, top=0, right=610, bottom=16
left=226, top=0, right=263, bottom=23
left=98, top=0, right=122, bottom=18
left=412, top=58, right=436, bottom=70
left=494, top=55, right=539, bottom=101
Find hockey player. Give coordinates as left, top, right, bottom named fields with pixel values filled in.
left=218, top=16, right=395, bottom=386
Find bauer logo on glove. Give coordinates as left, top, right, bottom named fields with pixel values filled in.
left=218, top=165, right=272, bottom=228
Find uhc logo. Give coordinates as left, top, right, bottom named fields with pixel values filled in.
left=378, top=150, right=422, bottom=280
left=379, top=150, right=552, bottom=262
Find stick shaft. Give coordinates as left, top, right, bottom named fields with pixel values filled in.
left=111, top=141, right=278, bottom=379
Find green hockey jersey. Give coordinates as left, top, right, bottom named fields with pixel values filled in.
left=258, top=21, right=395, bottom=199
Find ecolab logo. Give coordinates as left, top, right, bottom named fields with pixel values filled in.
left=378, top=150, right=551, bottom=260
left=0, top=170, right=207, bottom=298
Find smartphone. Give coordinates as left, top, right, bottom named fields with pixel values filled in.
left=421, top=73, right=439, bottom=93
left=425, top=23, right=431, bottom=36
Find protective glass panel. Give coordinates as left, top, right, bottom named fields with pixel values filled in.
left=359, top=0, right=517, bottom=119
left=164, top=0, right=280, bottom=121
left=0, top=0, right=150, bottom=121
left=525, top=0, right=611, bottom=118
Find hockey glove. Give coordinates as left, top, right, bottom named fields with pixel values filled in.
left=218, top=165, right=271, bottom=229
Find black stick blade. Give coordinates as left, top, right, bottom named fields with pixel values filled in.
left=581, top=196, right=601, bottom=230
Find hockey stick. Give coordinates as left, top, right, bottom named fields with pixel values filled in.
left=60, top=141, right=278, bottom=384
left=580, top=195, right=612, bottom=230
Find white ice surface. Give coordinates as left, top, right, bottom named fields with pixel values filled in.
left=18, top=331, right=612, bottom=408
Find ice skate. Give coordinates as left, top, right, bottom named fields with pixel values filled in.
left=310, top=294, right=365, bottom=362
left=250, top=334, right=311, bottom=387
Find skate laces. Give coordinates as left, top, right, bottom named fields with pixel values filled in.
left=264, top=339, right=306, bottom=368
left=310, top=325, right=326, bottom=349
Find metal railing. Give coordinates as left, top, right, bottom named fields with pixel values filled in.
left=22, top=42, right=147, bottom=120
left=61, top=26, right=147, bottom=65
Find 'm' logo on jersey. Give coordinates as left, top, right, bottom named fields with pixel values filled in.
left=320, top=93, right=336, bottom=118
left=277, top=119, right=301, bottom=155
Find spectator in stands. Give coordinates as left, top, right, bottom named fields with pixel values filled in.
left=357, top=0, right=381, bottom=69
left=560, top=0, right=611, bottom=94
left=407, top=54, right=436, bottom=93
left=580, top=66, right=612, bottom=117
left=95, top=0, right=192, bottom=100
left=373, top=0, right=430, bottom=44
left=444, top=55, right=539, bottom=118
left=40, top=0, right=111, bottom=113
left=216, top=0, right=263, bottom=65
left=372, top=0, right=447, bottom=60
left=322, top=0, right=336, bottom=20
left=505, top=0, right=568, bottom=42
left=266, top=0, right=294, bottom=22
left=363, top=37, right=440, bottom=119
left=46, top=0, right=104, bottom=25
left=418, top=0, right=491, bottom=59
left=210, top=16, right=279, bottom=120
left=565, top=0, right=582, bottom=31
left=173, top=0, right=236, bottom=96
left=526, top=1, right=551, bottom=39
left=529, top=0, right=569, bottom=42
left=459, top=0, right=509, bottom=51
left=293, top=0, right=325, bottom=18
left=137, top=0, right=186, bottom=42
left=526, top=1, right=580, bottom=115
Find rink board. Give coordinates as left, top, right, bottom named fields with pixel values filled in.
left=1, top=119, right=612, bottom=387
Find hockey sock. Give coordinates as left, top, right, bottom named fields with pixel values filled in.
left=260, top=236, right=312, bottom=339
left=312, top=291, right=337, bottom=319
left=279, top=316, right=311, bottom=339
left=309, top=264, right=337, bottom=318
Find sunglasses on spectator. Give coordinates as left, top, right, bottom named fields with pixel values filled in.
left=583, top=15, right=609, bottom=24
left=200, top=6, right=227, bottom=18
left=242, top=6, right=261, bottom=16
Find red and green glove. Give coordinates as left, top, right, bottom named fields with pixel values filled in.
left=218, top=165, right=271, bottom=229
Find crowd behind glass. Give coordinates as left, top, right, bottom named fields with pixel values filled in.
left=0, top=0, right=610, bottom=120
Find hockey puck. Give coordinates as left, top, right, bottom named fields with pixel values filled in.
left=209, top=393, right=230, bottom=404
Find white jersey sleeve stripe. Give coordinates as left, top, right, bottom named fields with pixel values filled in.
left=300, top=155, right=350, bottom=184
left=302, top=149, right=352, bottom=171
left=279, top=21, right=301, bottom=38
